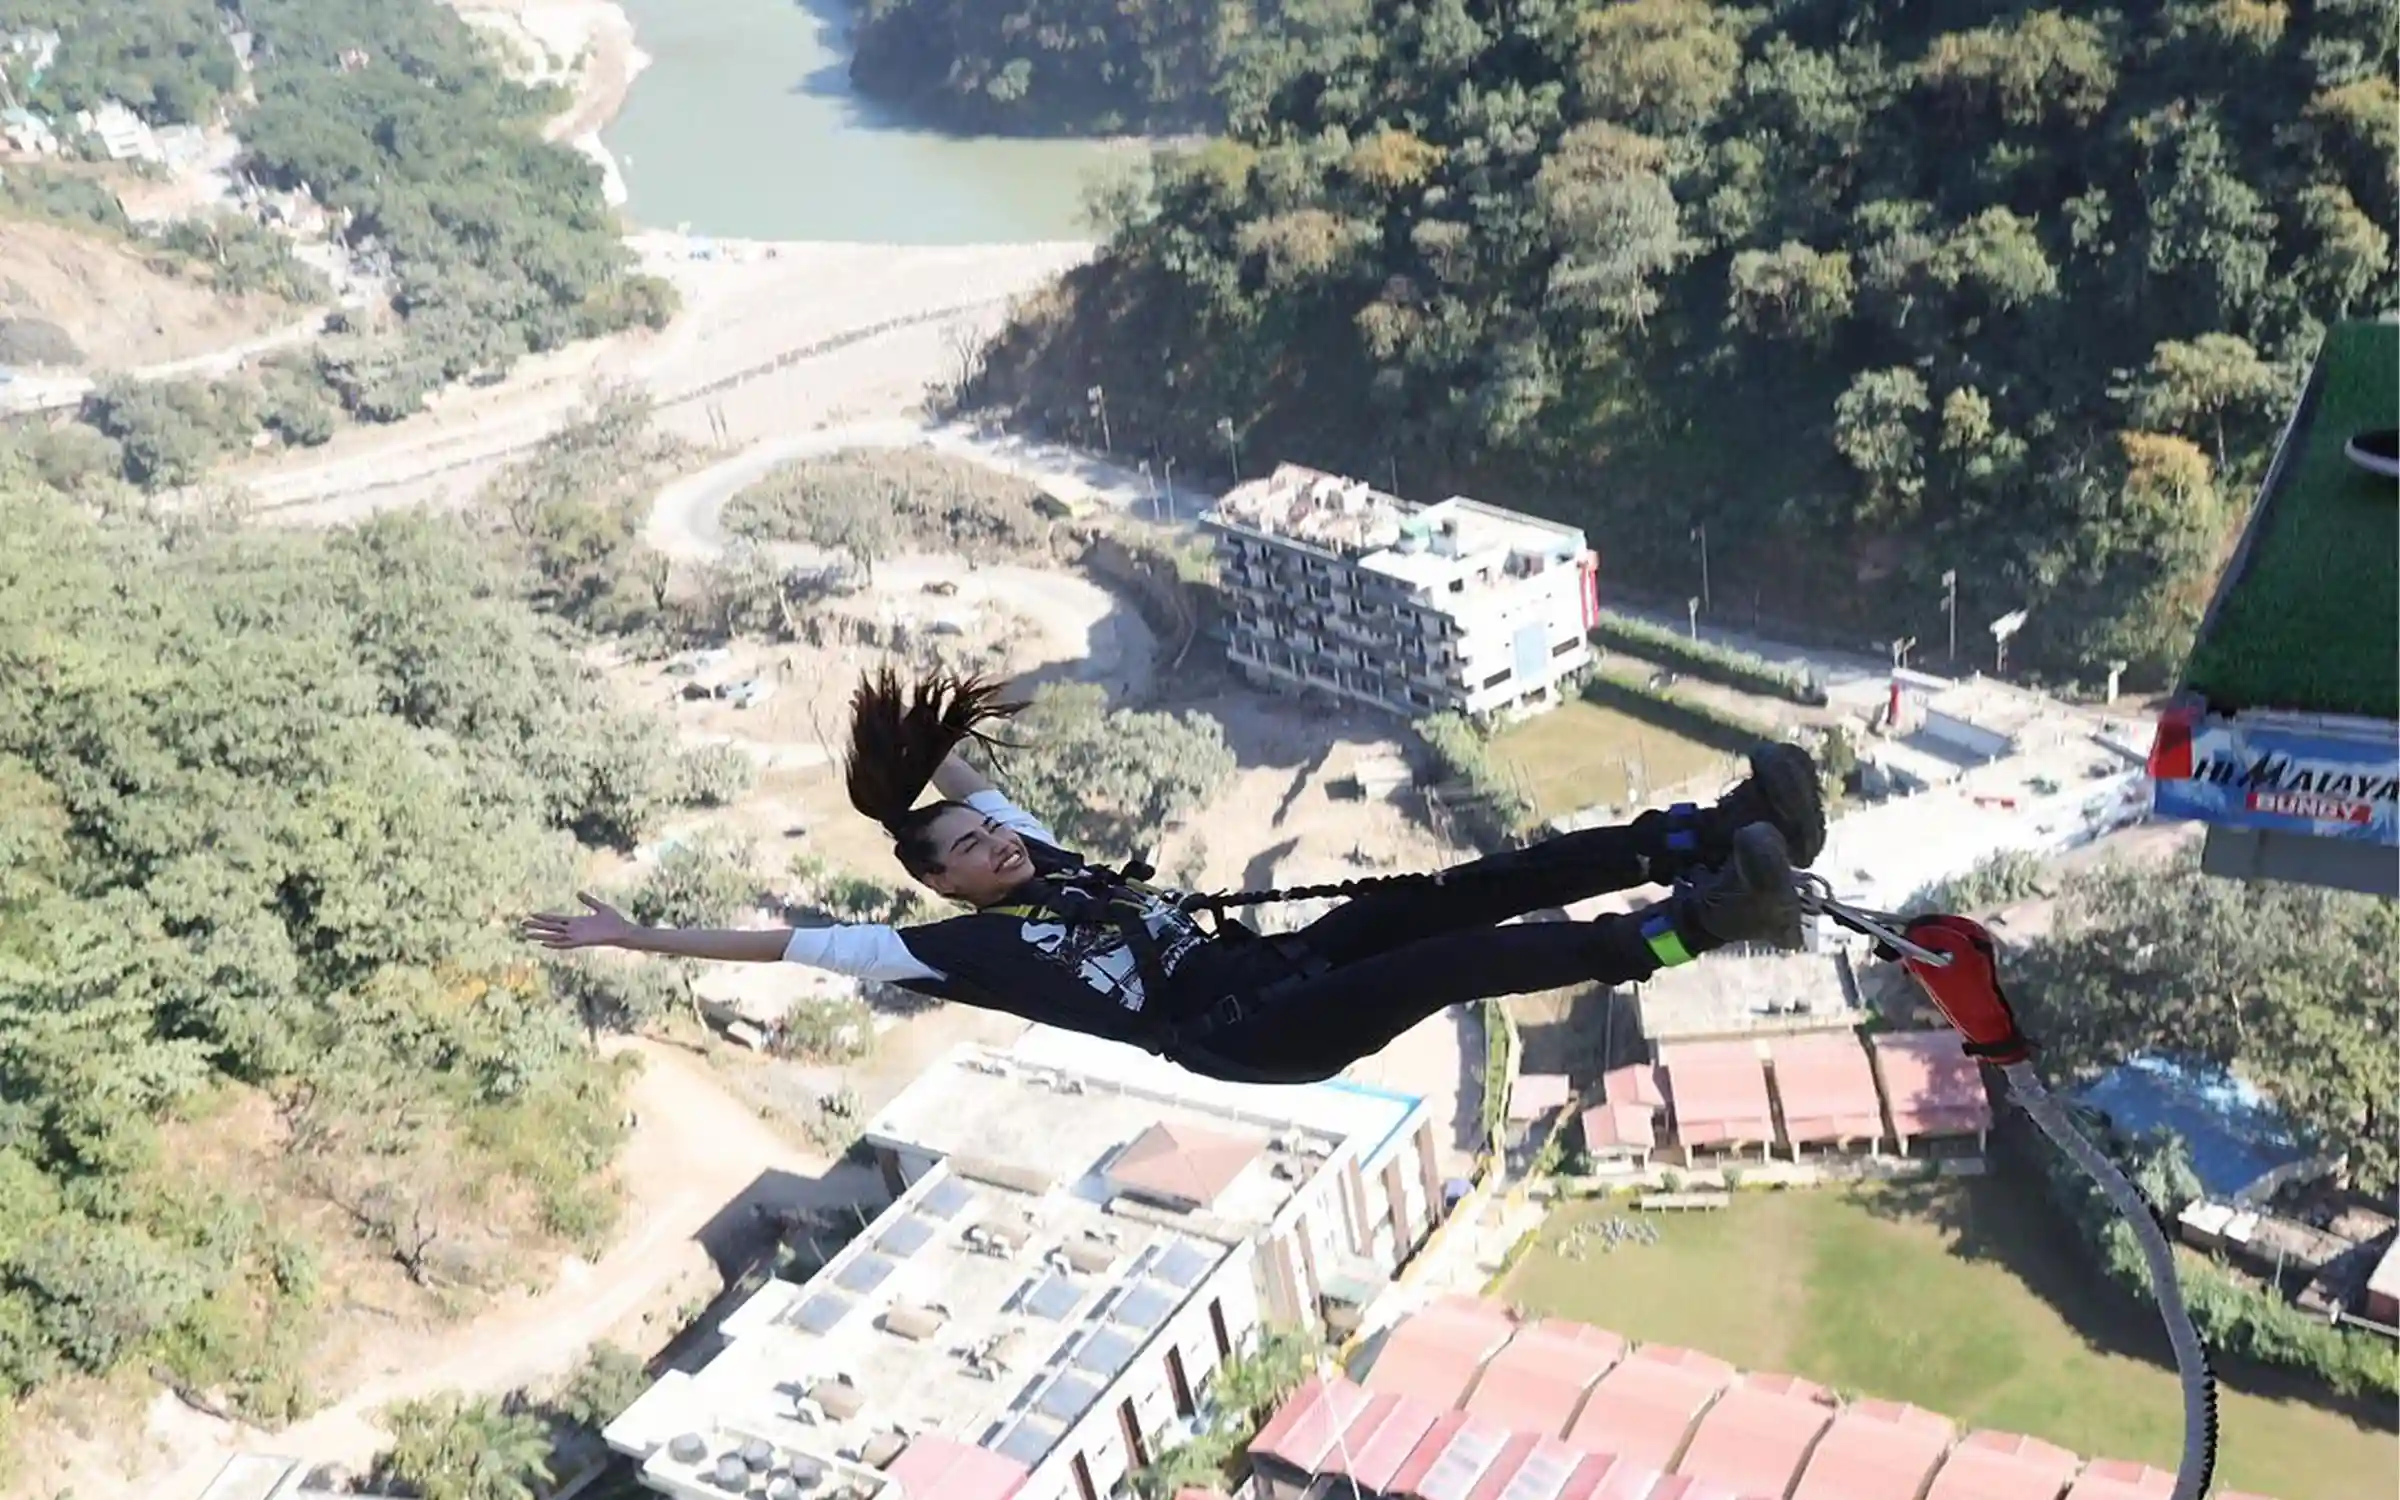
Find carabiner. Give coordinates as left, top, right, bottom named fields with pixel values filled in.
left=1794, top=875, right=1954, bottom=967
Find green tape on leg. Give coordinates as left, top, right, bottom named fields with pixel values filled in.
left=1645, top=925, right=1695, bottom=967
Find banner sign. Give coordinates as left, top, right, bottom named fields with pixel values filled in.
left=2150, top=707, right=2399, bottom=846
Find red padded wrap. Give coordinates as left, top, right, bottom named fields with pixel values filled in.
left=1899, top=915, right=2032, bottom=1066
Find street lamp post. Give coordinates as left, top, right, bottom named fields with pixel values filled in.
left=1991, top=609, right=2028, bottom=676
left=1692, top=524, right=1711, bottom=614
left=1138, top=459, right=1158, bottom=521
left=1687, top=596, right=1701, bottom=642
left=1162, top=456, right=1178, bottom=522
left=1941, top=569, right=1959, bottom=664
left=1087, top=385, right=1112, bottom=453
left=1215, top=416, right=1241, bottom=483
left=1891, top=636, right=1916, bottom=671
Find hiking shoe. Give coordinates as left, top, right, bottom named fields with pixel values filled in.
left=1677, top=823, right=1806, bottom=952
left=2345, top=429, right=2399, bottom=481
left=1707, top=743, right=1826, bottom=869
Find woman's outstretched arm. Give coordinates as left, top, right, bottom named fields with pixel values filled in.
left=523, top=894, right=790, bottom=962
left=522, top=894, right=943, bottom=982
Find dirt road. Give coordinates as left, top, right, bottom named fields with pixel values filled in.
left=122, top=1040, right=875, bottom=1499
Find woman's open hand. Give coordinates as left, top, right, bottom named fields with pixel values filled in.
left=522, top=893, right=637, bottom=951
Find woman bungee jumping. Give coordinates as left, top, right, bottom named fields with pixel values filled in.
left=523, top=669, right=1828, bottom=1085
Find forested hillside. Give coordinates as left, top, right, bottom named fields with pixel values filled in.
left=959, top=0, right=2398, bottom=681
left=0, top=449, right=719, bottom=1434
left=849, top=0, right=1240, bottom=133
left=0, top=0, right=671, bottom=419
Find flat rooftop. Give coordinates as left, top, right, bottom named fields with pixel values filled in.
left=2182, top=318, right=2399, bottom=721
left=866, top=1048, right=1346, bottom=1231
left=609, top=1032, right=1427, bottom=1494
left=922, top=1025, right=1428, bottom=1174
left=1207, top=463, right=1586, bottom=591
left=1636, top=952, right=1862, bottom=1043
left=610, top=1156, right=1243, bottom=1490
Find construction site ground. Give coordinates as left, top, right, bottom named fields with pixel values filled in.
left=0, top=217, right=299, bottom=372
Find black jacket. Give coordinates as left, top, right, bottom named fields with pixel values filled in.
left=892, top=839, right=1244, bottom=1050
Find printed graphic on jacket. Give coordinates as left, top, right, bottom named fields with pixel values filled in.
left=1010, top=860, right=1209, bottom=1015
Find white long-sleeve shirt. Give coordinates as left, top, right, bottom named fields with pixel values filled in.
left=780, top=790, right=1057, bottom=983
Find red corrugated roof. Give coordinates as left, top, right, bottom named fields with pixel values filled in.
left=1769, top=1033, right=1886, bottom=1146
left=883, top=1434, right=1030, bottom=1500
left=1871, top=1031, right=1994, bottom=1140
left=1790, top=1399, right=1957, bottom=1500
left=1365, top=1301, right=1519, bottom=1409
left=1249, top=1374, right=1378, bottom=1471
left=1660, top=1042, right=1776, bottom=1147
left=1924, top=1429, right=2082, bottom=1500
left=1570, top=1453, right=1678, bottom=1500
left=1672, top=1372, right=1837, bottom=1499
left=1332, top=1389, right=1451, bottom=1492
left=1580, top=1100, right=1658, bottom=1151
left=1604, top=1064, right=1669, bottom=1109
left=1513, top=1073, right=1575, bottom=1121
left=2064, top=1460, right=2178, bottom=1500
left=1564, top=1344, right=1736, bottom=1469
left=1645, top=1476, right=1747, bottom=1500
left=1387, top=1409, right=1519, bottom=1499
left=1464, top=1320, right=1627, bottom=1437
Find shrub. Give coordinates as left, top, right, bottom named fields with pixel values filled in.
left=1417, top=712, right=1535, bottom=840
left=673, top=743, right=756, bottom=808
left=1592, top=611, right=1827, bottom=705
left=0, top=317, right=83, bottom=367
left=2038, top=1134, right=2400, bottom=1400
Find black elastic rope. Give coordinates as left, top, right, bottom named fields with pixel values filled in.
left=1178, top=869, right=1453, bottom=914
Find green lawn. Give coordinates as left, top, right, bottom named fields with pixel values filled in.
left=1499, top=1182, right=2394, bottom=1500
left=1494, top=698, right=1733, bottom=819
left=2183, top=320, right=2399, bottom=720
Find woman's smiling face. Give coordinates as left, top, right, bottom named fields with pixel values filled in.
left=911, top=803, right=1033, bottom=905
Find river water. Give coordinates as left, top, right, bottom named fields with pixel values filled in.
left=604, top=0, right=1134, bottom=243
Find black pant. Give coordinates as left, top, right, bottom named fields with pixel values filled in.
left=1174, top=821, right=1669, bottom=1084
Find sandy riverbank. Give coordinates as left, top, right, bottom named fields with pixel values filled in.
left=447, top=0, right=647, bottom=205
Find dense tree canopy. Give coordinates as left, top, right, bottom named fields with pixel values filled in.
left=850, top=0, right=1242, bottom=133
left=0, top=454, right=721, bottom=1412
left=975, top=683, right=1237, bottom=863
left=963, top=0, right=2398, bottom=681
left=2015, top=850, right=2399, bottom=1198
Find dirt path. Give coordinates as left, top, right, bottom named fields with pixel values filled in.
left=116, top=1040, right=871, bottom=1499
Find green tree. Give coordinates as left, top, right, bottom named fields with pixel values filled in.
left=628, top=832, right=760, bottom=931
left=2015, top=850, right=2398, bottom=1196
left=0, top=471, right=655, bottom=1408
left=556, top=1341, right=651, bottom=1431
left=374, top=1393, right=555, bottom=1500
left=990, top=685, right=1237, bottom=863
left=2114, top=333, right=2286, bottom=467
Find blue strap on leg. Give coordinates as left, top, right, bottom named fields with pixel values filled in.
left=1662, top=801, right=1703, bottom=857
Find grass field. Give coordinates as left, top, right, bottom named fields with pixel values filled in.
left=1493, top=698, right=1733, bottom=819
left=1499, top=1182, right=2393, bottom=1500
left=2183, top=320, right=2399, bottom=720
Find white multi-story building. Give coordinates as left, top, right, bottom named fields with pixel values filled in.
left=1207, top=464, right=1601, bottom=721
left=602, top=1027, right=1447, bottom=1500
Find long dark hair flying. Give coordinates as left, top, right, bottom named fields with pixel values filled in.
left=843, top=667, right=1027, bottom=879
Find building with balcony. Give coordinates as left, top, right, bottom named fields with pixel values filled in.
left=601, top=1027, right=1446, bottom=1500
left=1206, top=465, right=1600, bottom=721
